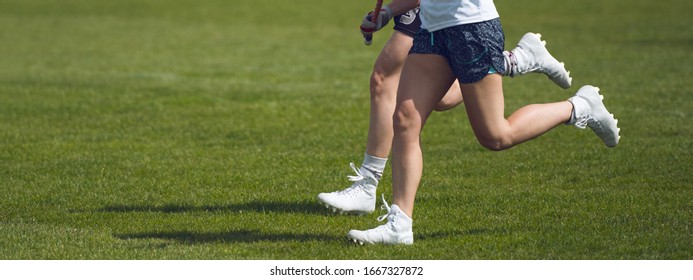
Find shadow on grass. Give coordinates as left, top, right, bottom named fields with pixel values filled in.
left=114, top=229, right=489, bottom=244
left=115, top=230, right=334, bottom=244
left=101, top=201, right=497, bottom=244
left=97, top=200, right=325, bottom=215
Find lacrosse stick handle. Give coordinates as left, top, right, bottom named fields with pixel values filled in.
left=364, top=0, right=384, bottom=46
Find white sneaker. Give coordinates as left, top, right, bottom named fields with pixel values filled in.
left=317, top=163, right=377, bottom=214
left=569, top=85, right=621, bottom=147
left=505, top=32, right=572, bottom=89
left=347, top=196, right=413, bottom=245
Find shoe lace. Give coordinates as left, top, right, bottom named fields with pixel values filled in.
left=336, top=163, right=366, bottom=198
left=347, top=162, right=364, bottom=182
left=574, top=115, right=590, bottom=129
left=377, top=194, right=391, bottom=222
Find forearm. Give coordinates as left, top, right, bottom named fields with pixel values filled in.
left=386, top=0, right=419, bottom=16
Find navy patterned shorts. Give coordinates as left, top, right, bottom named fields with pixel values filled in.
left=410, top=18, right=506, bottom=84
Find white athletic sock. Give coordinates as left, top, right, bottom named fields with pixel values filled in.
left=502, top=50, right=516, bottom=77
left=566, top=96, right=589, bottom=125
left=504, top=47, right=536, bottom=77
left=361, top=153, right=387, bottom=180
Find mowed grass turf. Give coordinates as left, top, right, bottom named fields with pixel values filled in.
left=0, top=0, right=690, bottom=259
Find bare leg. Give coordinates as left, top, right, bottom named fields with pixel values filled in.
left=366, top=31, right=413, bottom=158
left=460, top=74, right=573, bottom=151
left=391, top=58, right=574, bottom=218
left=391, top=54, right=456, bottom=217
left=434, top=80, right=463, bottom=112
left=318, top=32, right=463, bottom=215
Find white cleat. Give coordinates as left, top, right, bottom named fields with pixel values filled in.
left=506, top=32, right=573, bottom=89
left=347, top=196, right=413, bottom=245
left=317, top=163, right=377, bottom=215
left=569, top=85, right=621, bottom=147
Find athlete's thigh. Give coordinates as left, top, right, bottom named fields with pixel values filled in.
left=396, top=54, right=456, bottom=123
left=374, top=31, right=414, bottom=76
left=435, top=80, right=463, bottom=111
left=459, top=74, right=507, bottom=138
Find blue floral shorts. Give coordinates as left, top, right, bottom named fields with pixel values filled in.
left=410, top=18, right=506, bottom=84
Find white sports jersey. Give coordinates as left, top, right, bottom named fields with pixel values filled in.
left=420, top=0, right=499, bottom=32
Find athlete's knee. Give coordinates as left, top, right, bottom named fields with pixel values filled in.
left=476, top=134, right=513, bottom=151
left=393, top=103, right=421, bottom=134
left=369, top=70, right=388, bottom=96
left=370, top=57, right=397, bottom=88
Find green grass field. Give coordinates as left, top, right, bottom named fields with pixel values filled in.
left=0, top=0, right=691, bottom=259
